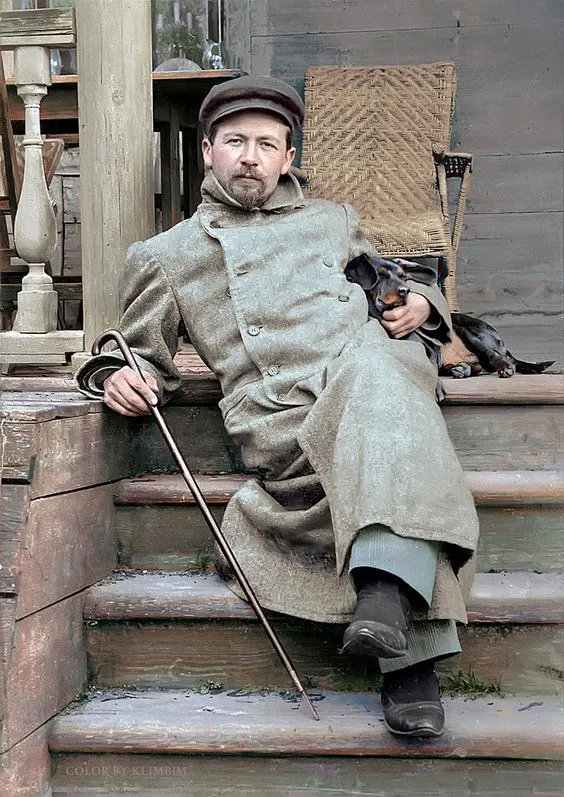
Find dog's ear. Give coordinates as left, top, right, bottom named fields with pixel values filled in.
left=393, top=258, right=437, bottom=286
left=345, top=254, right=379, bottom=290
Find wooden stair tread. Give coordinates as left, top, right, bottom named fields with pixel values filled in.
left=83, top=571, right=564, bottom=624
left=114, top=470, right=564, bottom=506
left=48, top=688, right=564, bottom=759
left=1, top=370, right=563, bottom=405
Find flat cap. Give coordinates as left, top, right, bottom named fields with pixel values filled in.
left=199, top=75, right=305, bottom=137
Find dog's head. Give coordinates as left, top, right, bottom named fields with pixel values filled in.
left=345, top=254, right=438, bottom=319
left=345, top=254, right=411, bottom=318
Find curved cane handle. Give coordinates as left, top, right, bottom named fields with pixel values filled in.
left=91, top=329, right=144, bottom=379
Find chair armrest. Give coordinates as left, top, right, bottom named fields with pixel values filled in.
left=441, top=151, right=473, bottom=179
left=433, top=150, right=473, bottom=252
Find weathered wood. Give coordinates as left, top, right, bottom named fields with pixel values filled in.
left=477, top=505, right=564, bottom=571
left=114, top=502, right=564, bottom=573
left=0, top=8, right=76, bottom=49
left=86, top=618, right=564, bottom=696
left=16, top=483, right=117, bottom=620
left=75, top=0, right=154, bottom=352
left=224, top=0, right=252, bottom=72
left=441, top=406, right=563, bottom=470
left=0, top=396, right=145, bottom=495
left=114, top=470, right=564, bottom=507
left=50, top=754, right=564, bottom=797
left=468, top=153, right=563, bottom=214
left=3, top=592, right=86, bottom=751
left=114, top=473, right=247, bottom=505
left=457, top=212, right=564, bottom=320
left=249, top=0, right=564, bottom=36
left=252, top=26, right=563, bottom=157
left=465, top=470, right=564, bottom=505
left=48, top=689, right=564, bottom=759
left=0, top=721, right=51, bottom=797
left=130, top=405, right=240, bottom=475
left=83, top=571, right=564, bottom=624
left=440, top=624, right=564, bottom=697
left=0, top=484, right=28, bottom=593
left=1, top=361, right=561, bottom=405
left=440, top=374, right=564, bottom=405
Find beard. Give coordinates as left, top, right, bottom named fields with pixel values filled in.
left=225, top=169, right=268, bottom=209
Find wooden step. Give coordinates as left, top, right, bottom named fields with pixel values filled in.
left=114, top=470, right=564, bottom=506
left=49, top=755, right=564, bottom=797
left=48, top=689, right=564, bottom=760
left=84, top=572, right=564, bottom=624
left=114, top=471, right=564, bottom=573
left=129, top=401, right=564, bottom=473
left=84, top=572, right=564, bottom=696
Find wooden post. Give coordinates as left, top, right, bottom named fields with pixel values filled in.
left=74, top=0, right=154, bottom=357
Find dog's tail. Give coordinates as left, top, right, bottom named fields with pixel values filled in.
left=511, top=357, right=555, bottom=374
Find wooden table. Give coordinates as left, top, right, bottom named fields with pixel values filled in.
left=7, top=69, right=245, bottom=227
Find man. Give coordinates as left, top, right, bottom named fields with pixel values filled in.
left=77, top=75, right=479, bottom=738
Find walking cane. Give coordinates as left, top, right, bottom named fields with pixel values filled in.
left=92, top=329, right=320, bottom=721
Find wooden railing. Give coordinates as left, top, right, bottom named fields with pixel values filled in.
left=0, top=7, right=83, bottom=370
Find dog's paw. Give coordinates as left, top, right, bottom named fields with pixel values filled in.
left=451, top=362, right=473, bottom=379
left=435, top=379, right=446, bottom=403
left=498, top=365, right=515, bottom=378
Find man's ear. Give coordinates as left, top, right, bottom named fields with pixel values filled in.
left=345, top=254, right=379, bottom=290
left=202, top=137, right=213, bottom=170
left=280, top=146, right=297, bottom=175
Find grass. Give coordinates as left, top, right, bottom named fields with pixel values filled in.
left=441, top=665, right=503, bottom=699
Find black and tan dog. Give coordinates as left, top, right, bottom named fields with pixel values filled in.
left=345, top=254, right=554, bottom=397
left=345, top=253, right=445, bottom=399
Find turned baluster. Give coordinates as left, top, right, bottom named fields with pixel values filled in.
left=11, top=45, right=58, bottom=334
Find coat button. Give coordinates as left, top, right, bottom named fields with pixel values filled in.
left=247, top=325, right=261, bottom=336
left=266, top=365, right=280, bottom=376
left=338, top=294, right=350, bottom=302
left=226, top=287, right=231, bottom=297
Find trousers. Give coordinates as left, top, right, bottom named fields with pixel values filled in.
left=349, top=524, right=461, bottom=672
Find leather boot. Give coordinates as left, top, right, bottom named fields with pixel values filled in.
left=341, top=569, right=411, bottom=659
left=381, top=659, right=444, bottom=737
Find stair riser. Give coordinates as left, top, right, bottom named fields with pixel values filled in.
left=50, top=755, right=564, bottom=797
left=87, top=621, right=564, bottom=697
left=116, top=503, right=564, bottom=572
left=132, top=404, right=563, bottom=474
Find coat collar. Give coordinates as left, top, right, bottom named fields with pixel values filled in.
left=200, top=169, right=305, bottom=213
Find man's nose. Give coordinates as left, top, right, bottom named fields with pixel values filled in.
left=240, top=141, right=259, bottom=164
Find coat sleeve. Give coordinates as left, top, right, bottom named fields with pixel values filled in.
left=75, top=241, right=182, bottom=402
left=343, top=203, right=452, bottom=346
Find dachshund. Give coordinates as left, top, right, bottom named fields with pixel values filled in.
left=345, top=254, right=554, bottom=389
left=444, top=313, right=554, bottom=378
left=345, top=253, right=445, bottom=400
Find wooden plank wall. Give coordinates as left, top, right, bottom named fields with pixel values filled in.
left=224, top=0, right=564, bottom=368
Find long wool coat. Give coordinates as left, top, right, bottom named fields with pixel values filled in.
left=77, top=171, right=480, bottom=624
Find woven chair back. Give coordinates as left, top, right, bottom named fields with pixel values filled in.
left=301, top=62, right=456, bottom=258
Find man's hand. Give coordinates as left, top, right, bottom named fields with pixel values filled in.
left=103, top=366, right=159, bottom=416
left=380, top=292, right=432, bottom=338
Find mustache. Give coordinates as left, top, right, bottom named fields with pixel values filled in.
left=232, top=168, right=263, bottom=180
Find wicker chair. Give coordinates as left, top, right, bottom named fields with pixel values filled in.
left=300, top=62, right=472, bottom=310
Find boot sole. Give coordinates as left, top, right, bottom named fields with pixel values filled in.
left=340, top=622, right=407, bottom=659
left=383, top=719, right=444, bottom=738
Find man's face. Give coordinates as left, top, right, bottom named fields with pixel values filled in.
left=202, top=110, right=296, bottom=209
